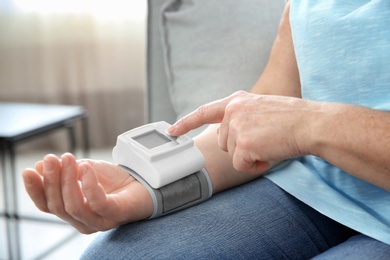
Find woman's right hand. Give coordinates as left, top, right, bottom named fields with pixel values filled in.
left=22, top=153, right=153, bottom=234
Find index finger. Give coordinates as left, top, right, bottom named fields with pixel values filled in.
left=167, top=97, right=231, bottom=136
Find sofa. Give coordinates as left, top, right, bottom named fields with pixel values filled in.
left=146, top=0, right=285, bottom=134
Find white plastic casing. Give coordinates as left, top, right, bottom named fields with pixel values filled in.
left=112, top=121, right=205, bottom=189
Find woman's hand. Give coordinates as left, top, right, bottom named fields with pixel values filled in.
left=169, top=91, right=390, bottom=190
left=22, top=153, right=153, bottom=234
left=169, top=91, right=320, bottom=174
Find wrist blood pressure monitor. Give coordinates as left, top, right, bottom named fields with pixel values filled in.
left=113, top=121, right=212, bottom=218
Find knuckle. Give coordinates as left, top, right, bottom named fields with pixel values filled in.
left=237, top=137, right=252, bottom=151
left=232, top=90, right=248, bottom=97
left=43, top=176, right=57, bottom=186
left=88, top=200, right=105, bottom=213
left=76, top=226, right=95, bottom=234
left=64, top=203, right=81, bottom=217
left=194, top=104, right=207, bottom=118
left=47, top=203, right=66, bottom=216
left=226, top=91, right=250, bottom=114
left=229, top=118, right=244, bottom=133
left=232, top=155, right=248, bottom=172
left=37, top=204, right=51, bottom=213
left=224, top=102, right=235, bottom=114
left=225, top=102, right=241, bottom=118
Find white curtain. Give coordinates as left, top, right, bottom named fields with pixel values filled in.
left=0, top=1, right=147, bottom=149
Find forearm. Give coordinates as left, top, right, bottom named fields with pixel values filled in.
left=304, top=102, right=390, bottom=191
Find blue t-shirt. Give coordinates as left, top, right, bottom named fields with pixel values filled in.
left=266, top=0, right=390, bottom=244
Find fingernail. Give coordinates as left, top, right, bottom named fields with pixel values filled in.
left=61, top=155, right=69, bottom=168
left=22, top=170, right=33, bottom=185
left=167, top=125, right=176, bottom=134
left=44, top=159, right=53, bottom=172
left=81, top=163, right=91, bottom=175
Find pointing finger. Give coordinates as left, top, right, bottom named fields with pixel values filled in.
left=168, top=96, right=233, bottom=136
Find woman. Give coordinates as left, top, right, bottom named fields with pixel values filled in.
left=23, top=1, right=390, bottom=258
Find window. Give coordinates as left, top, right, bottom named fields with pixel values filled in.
left=13, top=0, right=145, bottom=20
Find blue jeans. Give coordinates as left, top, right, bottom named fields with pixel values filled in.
left=81, top=178, right=389, bottom=259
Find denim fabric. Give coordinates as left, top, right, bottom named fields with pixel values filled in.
left=81, top=178, right=366, bottom=259
left=313, top=235, right=390, bottom=260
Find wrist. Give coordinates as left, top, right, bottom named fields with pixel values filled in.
left=120, top=165, right=211, bottom=219
left=301, top=101, right=347, bottom=159
left=195, top=125, right=266, bottom=194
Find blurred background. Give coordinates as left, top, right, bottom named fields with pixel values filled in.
left=0, top=0, right=147, bottom=149
left=0, top=0, right=147, bottom=259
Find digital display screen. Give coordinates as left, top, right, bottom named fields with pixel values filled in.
left=133, top=130, right=171, bottom=149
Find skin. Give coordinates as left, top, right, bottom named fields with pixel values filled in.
left=22, top=1, right=390, bottom=234
left=23, top=153, right=153, bottom=234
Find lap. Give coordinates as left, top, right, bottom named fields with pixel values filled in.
left=81, top=178, right=357, bottom=259
left=314, top=234, right=390, bottom=260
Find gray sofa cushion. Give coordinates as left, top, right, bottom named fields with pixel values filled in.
left=160, top=0, right=285, bottom=130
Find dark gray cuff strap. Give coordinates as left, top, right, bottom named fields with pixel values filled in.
left=119, top=166, right=212, bottom=219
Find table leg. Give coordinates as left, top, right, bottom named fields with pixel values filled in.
left=66, top=120, right=77, bottom=155
left=66, top=116, right=89, bottom=158
left=81, top=116, right=90, bottom=158
left=1, top=142, right=21, bottom=260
